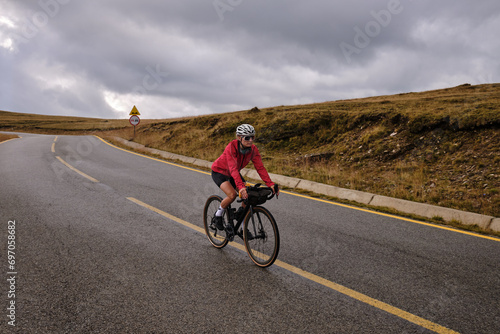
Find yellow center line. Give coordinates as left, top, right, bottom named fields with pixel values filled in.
left=127, top=196, right=459, bottom=334
left=55, top=156, right=99, bottom=183
left=0, top=138, right=18, bottom=145
left=51, top=136, right=58, bottom=152
left=127, top=197, right=205, bottom=234
left=0, top=134, right=21, bottom=145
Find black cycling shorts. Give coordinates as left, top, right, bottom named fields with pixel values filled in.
left=212, top=170, right=245, bottom=189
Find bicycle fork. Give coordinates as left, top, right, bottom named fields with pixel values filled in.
left=246, top=206, right=266, bottom=241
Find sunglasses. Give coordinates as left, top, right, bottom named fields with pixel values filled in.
left=243, top=136, right=255, bottom=141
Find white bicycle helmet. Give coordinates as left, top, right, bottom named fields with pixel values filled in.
left=236, top=124, right=255, bottom=136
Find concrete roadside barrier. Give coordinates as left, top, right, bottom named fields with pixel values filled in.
left=296, top=179, right=375, bottom=205
left=369, top=195, right=494, bottom=230
left=241, top=170, right=303, bottom=189
left=193, top=159, right=212, bottom=169
left=113, top=137, right=144, bottom=149
left=112, top=137, right=199, bottom=164
left=490, top=218, right=500, bottom=232
left=110, top=137, right=499, bottom=233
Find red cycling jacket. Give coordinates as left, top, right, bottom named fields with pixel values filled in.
left=211, top=139, right=274, bottom=191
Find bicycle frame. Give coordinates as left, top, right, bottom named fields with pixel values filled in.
left=227, top=184, right=277, bottom=240
left=227, top=202, right=253, bottom=239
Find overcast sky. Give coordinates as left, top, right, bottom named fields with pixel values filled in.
left=1, top=0, right=499, bottom=119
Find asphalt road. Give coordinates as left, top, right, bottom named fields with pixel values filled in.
left=1, top=133, right=499, bottom=333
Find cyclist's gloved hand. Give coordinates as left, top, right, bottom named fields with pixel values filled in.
left=273, top=184, right=280, bottom=198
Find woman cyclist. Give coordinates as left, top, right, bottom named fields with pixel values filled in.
left=211, top=124, right=278, bottom=230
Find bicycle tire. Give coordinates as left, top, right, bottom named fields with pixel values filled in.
left=203, top=195, right=229, bottom=249
left=243, top=206, right=280, bottom=267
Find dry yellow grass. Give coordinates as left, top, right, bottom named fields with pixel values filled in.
left=0, top=133, right=19, bottom=143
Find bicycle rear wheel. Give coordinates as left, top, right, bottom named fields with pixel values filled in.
left=244, top=206, right=280, bottom=267
left=203, top=195, right=229, bottom=249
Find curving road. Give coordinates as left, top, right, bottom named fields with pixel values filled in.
left=1, top=133, right=499, bottom=333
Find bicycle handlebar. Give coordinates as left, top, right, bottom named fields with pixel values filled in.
left=237, top=184, right=279, bottom=204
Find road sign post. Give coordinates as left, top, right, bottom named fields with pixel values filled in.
left=129, top=106, right=141, bottom=139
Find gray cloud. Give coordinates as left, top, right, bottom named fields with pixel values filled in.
left=0, top=0, right=498, bottom=119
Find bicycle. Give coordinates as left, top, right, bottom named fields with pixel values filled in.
left=203, top=184, right=280, bottom=268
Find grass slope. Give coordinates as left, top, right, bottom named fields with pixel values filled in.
left=1, top=83, right=499, bottom=221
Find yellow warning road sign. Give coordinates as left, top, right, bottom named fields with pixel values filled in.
left=129, top=105, right=141, bottom=116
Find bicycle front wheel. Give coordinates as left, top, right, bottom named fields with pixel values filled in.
left=203, top=195, right=229, bottom=249
left=244, top=206, right=280, bottom=267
